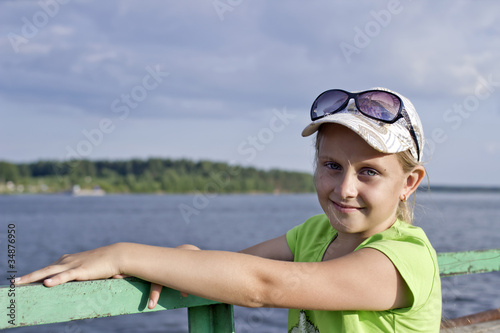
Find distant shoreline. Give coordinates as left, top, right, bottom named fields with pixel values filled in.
left=1, top=186, right=500, bottom=195
left=417, top=185, right=500, bottom=193
left=1, top=158, right=499, bottom=195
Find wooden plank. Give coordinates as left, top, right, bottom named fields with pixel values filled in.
left=441, top=308, right=500, bottom=328
left=440, top=319, right=500, bottom=332
left=0, top=277, right=221, bottom=329
left=438, top=249, right=500, bottom=277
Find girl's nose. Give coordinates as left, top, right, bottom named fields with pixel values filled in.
left=334, top=172, right=358, bottom=199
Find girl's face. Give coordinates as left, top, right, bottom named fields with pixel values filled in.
left=315, top=124, right=413, bottom=238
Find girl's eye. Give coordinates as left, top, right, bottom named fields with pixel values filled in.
left=325, top=162, right=341, bottom=170
left=362, top=169, right=378, bottom=177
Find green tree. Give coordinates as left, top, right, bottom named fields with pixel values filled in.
left=0, top=161, right=19, bottom=182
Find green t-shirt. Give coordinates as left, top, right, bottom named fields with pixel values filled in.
left=286, top=214, right=442, bottom=333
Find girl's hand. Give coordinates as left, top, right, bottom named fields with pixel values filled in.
left=112, top=274, right=165, bottom=310
left=17, top=242, right=200, bottom=310
left=17, top=243, right=124, bottom=287
left=147, top=244, right=200, bottom=309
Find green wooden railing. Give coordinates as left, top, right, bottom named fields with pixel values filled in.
left=438, top=248, right=500, bottom=277
left=1, top=248, right=499, bottom=331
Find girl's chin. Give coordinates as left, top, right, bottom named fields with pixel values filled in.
left=327, top=216, right=362, bottom=233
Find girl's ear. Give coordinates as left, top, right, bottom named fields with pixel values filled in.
left=403, top=165, right=425, bottom=197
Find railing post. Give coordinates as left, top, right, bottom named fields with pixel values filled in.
left=188, top=304, right=235, bottom=333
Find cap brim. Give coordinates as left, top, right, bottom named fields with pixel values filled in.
left=302, top=113, right=415, bottom=156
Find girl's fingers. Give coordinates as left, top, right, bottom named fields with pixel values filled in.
left=17, top=265, right=67, bottom=285
left=16, top=253, right=78, bottom=285
left=42, top=267, right=79, bottom=287
left=17, top=245, right=121, bottom=287
left=112, top=274, right=130, bottom=279
left=148, top=283, right=163, bottom=309
left=42, top=276, right=59, bottom=287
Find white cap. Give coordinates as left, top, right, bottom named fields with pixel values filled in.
left=302, top=87, right=424, bottom=162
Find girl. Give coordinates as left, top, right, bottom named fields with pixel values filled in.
left=18, top=88, right=442, bottom=332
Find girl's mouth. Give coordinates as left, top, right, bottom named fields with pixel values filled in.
left=332, top=201, right=362, bottom=213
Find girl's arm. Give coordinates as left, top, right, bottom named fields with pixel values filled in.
left=148, top=236, right=291, bottom=309
left=147, top=244, right=201, bottom=308
left=17, top=242, right=410, bottom=311
left=238, top=234, right=294, bottom=261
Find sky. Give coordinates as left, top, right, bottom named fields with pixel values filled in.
left=1, top=0, right=500, bottom=186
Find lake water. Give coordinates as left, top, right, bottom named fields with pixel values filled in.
left=1, top=192, right=499, bottom=332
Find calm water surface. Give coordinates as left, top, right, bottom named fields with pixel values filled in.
left=1, top=192, right=499, bottom=332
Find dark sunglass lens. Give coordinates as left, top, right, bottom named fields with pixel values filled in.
left=311, top=90, right=349, bottom=120
left=357, top=91, right=401, bottom=121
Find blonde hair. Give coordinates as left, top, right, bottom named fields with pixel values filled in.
left=394, top=149, right=422, bottom=224
left=314, top=126, right=423, bottom=224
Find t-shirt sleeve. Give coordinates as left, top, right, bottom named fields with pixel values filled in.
left=286, top=223, right=299, bottom=256
left=363, top=236, right=439, bottom=312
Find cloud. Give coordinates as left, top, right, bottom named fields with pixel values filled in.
left=1, top=0, right=500, bottom=184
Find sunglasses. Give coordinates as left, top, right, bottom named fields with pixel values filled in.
left=311, top=89, right=420, bottom=159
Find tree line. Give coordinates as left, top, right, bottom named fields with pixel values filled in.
left=0, top=159, right=315, bottom=194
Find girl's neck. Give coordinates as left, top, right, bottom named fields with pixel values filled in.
left=322, top=218, right=398, bottom=261
left=322, top=233, right=362, bottom=261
